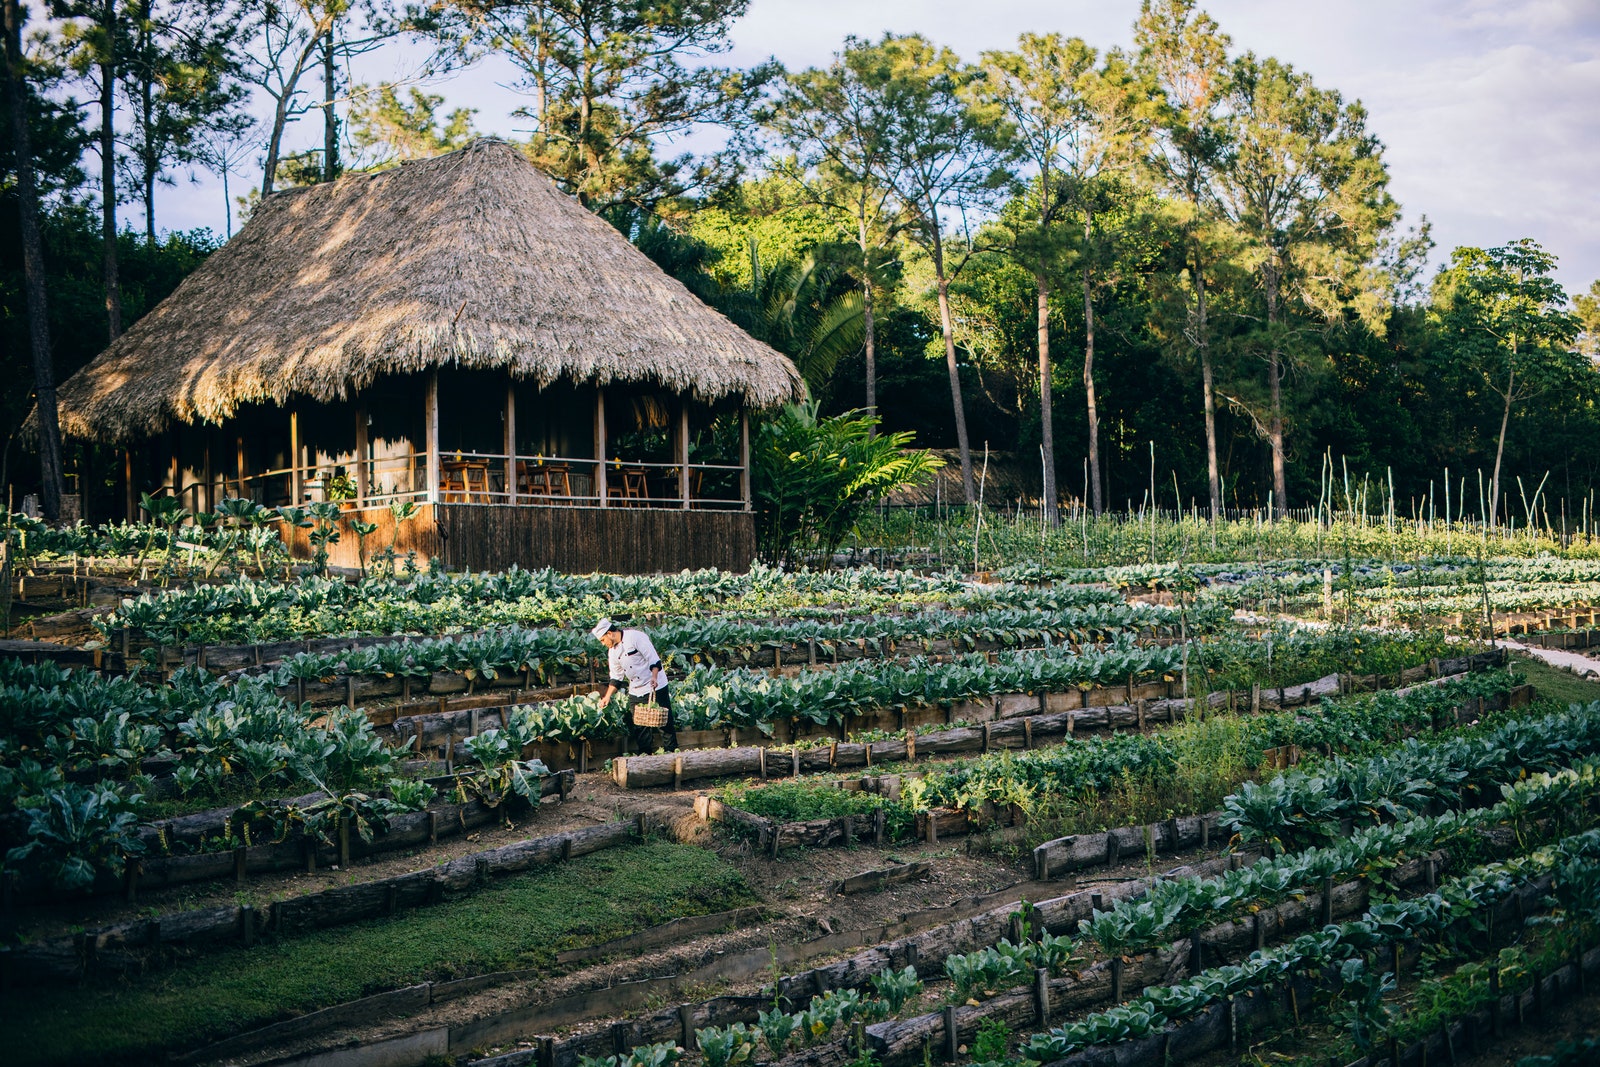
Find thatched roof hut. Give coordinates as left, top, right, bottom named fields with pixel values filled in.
left=56, top=138, right=802, bottom=444
left=53, top=139, right=803, bottom=574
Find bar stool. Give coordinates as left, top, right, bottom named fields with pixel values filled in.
left=619, top=468, right=648, bottom=505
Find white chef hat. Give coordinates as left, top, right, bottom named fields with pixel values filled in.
left=589, top=618, right=615, bottom=641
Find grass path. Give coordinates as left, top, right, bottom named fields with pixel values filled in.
left=1, top=841, right=756, bottom=1067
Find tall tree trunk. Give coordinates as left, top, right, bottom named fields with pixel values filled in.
left=1195, top=249, right=1221, bottom=522
left=1082, top=220, right=1102, bottom=516
left=1265, top=264, right=1286, bottom=517
left=931, top=228, right=974, bottom=503
left=262, top=87, right=288, bottom=196
left=321, top=29, right=337, bottom=182
left=1036, top=271, right=1057, bottom=525
left=4, top=0, right=63, bottom=521
left=99, top=0, right=122, bottom=341
left=860, top=221, right=876, bottom=427
left=1489, top=363, right=1515, bottom=530
left=138, top=2, right=153, bottom=241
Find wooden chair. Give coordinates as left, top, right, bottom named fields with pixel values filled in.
left=618, top=468, right=648, bottom=506
left=522, top=463, right=573, bottom=500
left=462, top=463, right=489, bottom=501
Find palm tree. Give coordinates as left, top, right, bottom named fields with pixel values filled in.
left=724, top=241, right=865, bottom=395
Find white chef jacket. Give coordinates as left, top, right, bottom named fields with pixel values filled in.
left=608, top=629, right=669, bottom=696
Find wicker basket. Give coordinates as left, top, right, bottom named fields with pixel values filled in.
left=632, top=695, right=667, bottom=728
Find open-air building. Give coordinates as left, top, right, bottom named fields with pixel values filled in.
left=51, top=139, right=803, bottom=573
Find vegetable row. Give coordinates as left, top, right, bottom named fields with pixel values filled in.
left=1021, top=826, right=1600, bottom=1061
left=258, top=602, right=1226, bottom=692
left=900, top=668, right=1519, bottom=816
left=100, top=565, right=1091, bottom=646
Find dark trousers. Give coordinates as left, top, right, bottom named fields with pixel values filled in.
left=627, top=684, right=677, bottom=753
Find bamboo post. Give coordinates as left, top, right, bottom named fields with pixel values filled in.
left=595, top=389, right=608, bottom=507
left=740, top=409, right=751, bottom=512
left=424, top=371, right=440, bottom=505
left=679, top=404, right=690, bottom=510
left=355, top=404, right=369, bottom=505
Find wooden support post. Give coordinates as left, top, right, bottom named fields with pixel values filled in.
left=505, top=382, right=517, bottom=506
left=289, top=410, right=301, bottom=503
left=679, top=1004, right=695, bottom=1049
left=234, top=846, right=247, bottom=884
left=338, top=817, right=351, bottom=868
left=1321, top=876, right=1334, bottom=925
left=1034, top=967, right=1050, bottom=1024
left=124, top=448, right=136, bottom=521
left=1023, top=718, right=1033, bottom=749
left=240, top=904, right=255, bottom=946
left=355, top=404, right=369, bottom=505
left=942, top=1005, right=958, bottom=1061
left=740, top=409, right=751, bottom=511
left=874, top=807, right=885, bottom=846
left=679, top=403, right=690, bottom=510
left=425, top=371, right=440, bottom=505
left=1110, top=957, right=1125, bottom=1003
left=595, top=389, right=608, bottom=507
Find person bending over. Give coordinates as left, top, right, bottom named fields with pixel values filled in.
left=590, top=618, right=677, bottom=752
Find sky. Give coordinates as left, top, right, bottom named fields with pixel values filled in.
left=155, top=0, right=1600, bottom=296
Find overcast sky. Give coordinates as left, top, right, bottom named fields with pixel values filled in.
left=156, top=0, right=1600, bottom=295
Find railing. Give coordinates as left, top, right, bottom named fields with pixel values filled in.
left=156, top=452, right=747, bottom=513
left=432, top=452, right=745, bottom=511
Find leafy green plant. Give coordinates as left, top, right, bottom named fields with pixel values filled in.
left=5, top=784, right=146, bottom=891
left=868, top=965, right=924, bottom=1014
left=694, top=1023, right=755, bottom=1067
left=752, top=402, right=942, bottom=566
left=755, top=1007, right=797, bottom=1056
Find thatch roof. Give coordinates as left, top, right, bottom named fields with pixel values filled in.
left=54, top=139, right=804, bottom=443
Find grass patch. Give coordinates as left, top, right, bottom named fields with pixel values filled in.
left=0, top=841, right=756, bottom=1066
left=1508, top=651, right=1600, bottom=707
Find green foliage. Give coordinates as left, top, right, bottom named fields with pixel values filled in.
left=1024, top=827, right=1600, bottom=1061
left=4, top=783, right=145, bottom=891
left=970, top=1018, right=1012, bottom=1065
left=868, top=965, right=924, bottom=1014
left=756, top=1007, right=798, bottom=1057
left=752, top=401, right=941, bottom=565
left=718, top=778, right=913, bottom=840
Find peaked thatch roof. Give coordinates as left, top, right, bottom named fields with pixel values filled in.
left=54, top=139, right=804, bottom=443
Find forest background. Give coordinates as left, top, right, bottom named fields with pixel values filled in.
left=3, top=0, right=1599, bottom=526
